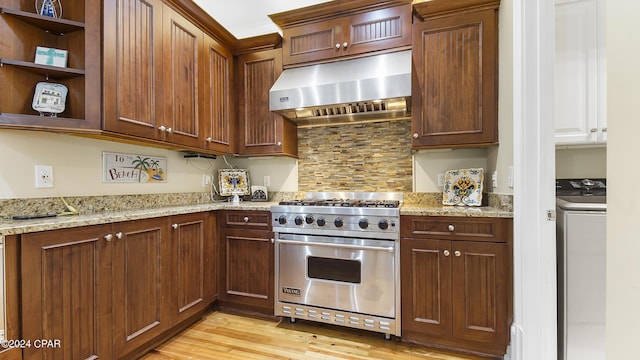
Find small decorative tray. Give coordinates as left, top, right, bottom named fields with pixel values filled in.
left=442, top=168, right=484, bottom=206
left=218, top=169, right=251, bottom=196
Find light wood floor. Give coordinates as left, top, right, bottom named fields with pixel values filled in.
left=140, top=311, right=488, bottom=360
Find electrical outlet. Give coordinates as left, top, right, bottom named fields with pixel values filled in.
left=263, top=176, right=271, bottom=187
left=35, top=165, right=54, bottom=188
left=202, top=174, right=212, bottom=187
left=437, top=173, right=445, bottom=187
left=491, top=171, right=498, bottom=189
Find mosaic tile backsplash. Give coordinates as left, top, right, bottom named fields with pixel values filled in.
left=297, top=120, right=413, bottom=192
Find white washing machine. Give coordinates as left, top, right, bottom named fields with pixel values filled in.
left=556, top=178, right=607, bottom=360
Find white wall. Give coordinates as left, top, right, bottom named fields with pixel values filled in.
left=606, top=0, right=640, bottom=357
left=0, top=130, right=219, bottom=199
left=413, top=149, right=488, bottom=192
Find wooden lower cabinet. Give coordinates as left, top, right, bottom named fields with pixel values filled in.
left=21, top=225, right=114, bottom=360
left=19, top=212, right=215, bottom=360
left=217, top=211, right=274, bottom=313
left=400, top=216, right=512, bottom=357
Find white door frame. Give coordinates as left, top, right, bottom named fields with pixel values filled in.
left=507, top=0, right=557, bottom=359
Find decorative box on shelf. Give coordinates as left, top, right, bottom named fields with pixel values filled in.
left=34, top=46, right=68, bottom=68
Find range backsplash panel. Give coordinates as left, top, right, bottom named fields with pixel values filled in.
left=297, top=120, right=412, bottom=192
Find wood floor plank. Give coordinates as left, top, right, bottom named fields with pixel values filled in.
left=140, top=311, right=488, bottom=360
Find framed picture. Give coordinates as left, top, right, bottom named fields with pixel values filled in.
left=218, top=169, right=251, bottom=196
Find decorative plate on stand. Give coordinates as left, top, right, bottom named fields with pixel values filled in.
left=218, top=169, right=251, bottom=196
left=442, top=168, right=484, bottom=206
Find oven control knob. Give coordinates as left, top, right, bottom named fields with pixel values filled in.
left=305, top=214, right=314, bottom=224
left=334, top=218, right=344, bottom=227
left=359, top=218, right=369, bottom=229
left=278, top=215, right=287, bottom=225
left=317, top=217, right=326, bottom=226
left=378, top=219, right=389, bottom=230
left=294, top=216, right=304, bottom=226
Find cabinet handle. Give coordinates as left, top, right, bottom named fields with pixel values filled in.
left=590, top=128, right=598, bottom=133
left=454, top=250, right=461, bottom=257
left=342, top=42, right=348, bottom=48
left=448, top=224, right=455, bottom=232
left=172, top=223, right=178, bottom=229
left=115, top=232, right=123, bottom=239
left=335, top=43, right=341, bottom=49
left=601, top=127, right=607, bottom=132
left=166, top=127, right=173, bottom=133
left=443, top=250, right=450, bottom=256
left=413, top=133, right=419, bottom=139
left=243, top=216, right=250, bottom=223
left=158, top=125, right=166, bottom=132
left=104, top=234, right=113, bottom=242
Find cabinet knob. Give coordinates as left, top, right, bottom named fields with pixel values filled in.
left=104, top=234, right=113, bottom=242
left=271, top=238, right=275, bottom=244
left=206, top=137, right=213, bottom=142
left=454, top=250, right=461, bottom=257
left=443, top=250, right=450, bottom=257
left=166, top=127, right=173, bottom=133
left=601, top=127, right=607, bottom=132
left=243, top=216, right=250, bottom=223
left=277, top=141, right=282, bottom=146
left=413, top=133, right=419, bottom=139
left=335, top=43, right=341, bottom=49
left=158, top=125, right=166, bottom=131
left=590, top=128, right=598, bottom=133
left=448, top=224, right=455, bottom=232
left=342, top=42, right=348, bottom=48
left=172, top=223, right=178, bottom=229
left=115, top=232, right=123, bottom=239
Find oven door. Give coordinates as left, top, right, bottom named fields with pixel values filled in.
left=276, top=233, right=396, bottom=318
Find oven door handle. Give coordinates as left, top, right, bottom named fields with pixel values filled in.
left=276, top=239, right=394, bottom=252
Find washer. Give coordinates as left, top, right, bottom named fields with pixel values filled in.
left=556, top=178, right=606, bottom=360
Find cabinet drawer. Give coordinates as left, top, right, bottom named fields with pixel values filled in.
left=401, top=216, right=512, bottom=243
left=219, top=210, right=271, bottom=229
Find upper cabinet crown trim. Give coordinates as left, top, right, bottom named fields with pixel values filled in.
left=269, top=0, right=412, bottom=28
left=413, top=0, right=500, bottom=20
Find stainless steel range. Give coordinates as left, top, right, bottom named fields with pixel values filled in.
left=271, top=192, right=402, bottom=338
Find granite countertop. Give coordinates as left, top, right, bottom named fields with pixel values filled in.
left=0, top=201, right=512, bottom=236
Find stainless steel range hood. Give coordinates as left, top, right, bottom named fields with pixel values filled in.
left=269, top=50, right=411, bottom=127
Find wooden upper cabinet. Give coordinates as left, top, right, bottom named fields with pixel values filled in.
left=162, top=6, right=202, bottom=148
left=412, top=1, right=499, bottom=149
left=202, top=34, right=234, bottom=153
left=236, top=48, right=297, bottom=157
left=0, top=0, right=101, bottom=131
left=274, top=2, right=412, bottom=66
left=103, top=0, right=164, bottom=140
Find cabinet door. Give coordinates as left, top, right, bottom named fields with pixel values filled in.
left=112, top=218, right=171, bottom=358
left=412, top=9, right=498, bottom=148
left=236, top=49, right=297, bottom=157
left=451, top=241, right=509, bottom=344
left=170, top=212, right=215, bottom=326
left=554, top=0, right=606, bottom=145
left=103, top=0, right=164, bottom=139
left=162, top=6, right=203, bottom=147
left=218, top=229, right=274, bottom=312
left=202, top=34, right=234, bottom=153
left=282, top=18, right=344, bottom=65
left=343, top=4, right=412, bottom=57
left=401, top=238, right=452, bottom=338
left=21, top=225, right=112, bottom=360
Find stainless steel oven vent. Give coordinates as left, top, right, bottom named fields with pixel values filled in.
left=269, top=50, right=411, bottom=127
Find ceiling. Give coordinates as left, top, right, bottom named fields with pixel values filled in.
left=191, top=0, right=334, bottom=39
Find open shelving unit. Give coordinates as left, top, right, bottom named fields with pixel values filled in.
left=0, top=0, right=100, bottom=131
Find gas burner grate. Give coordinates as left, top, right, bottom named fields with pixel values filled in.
left=279, top=199, right=400, bottom=208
